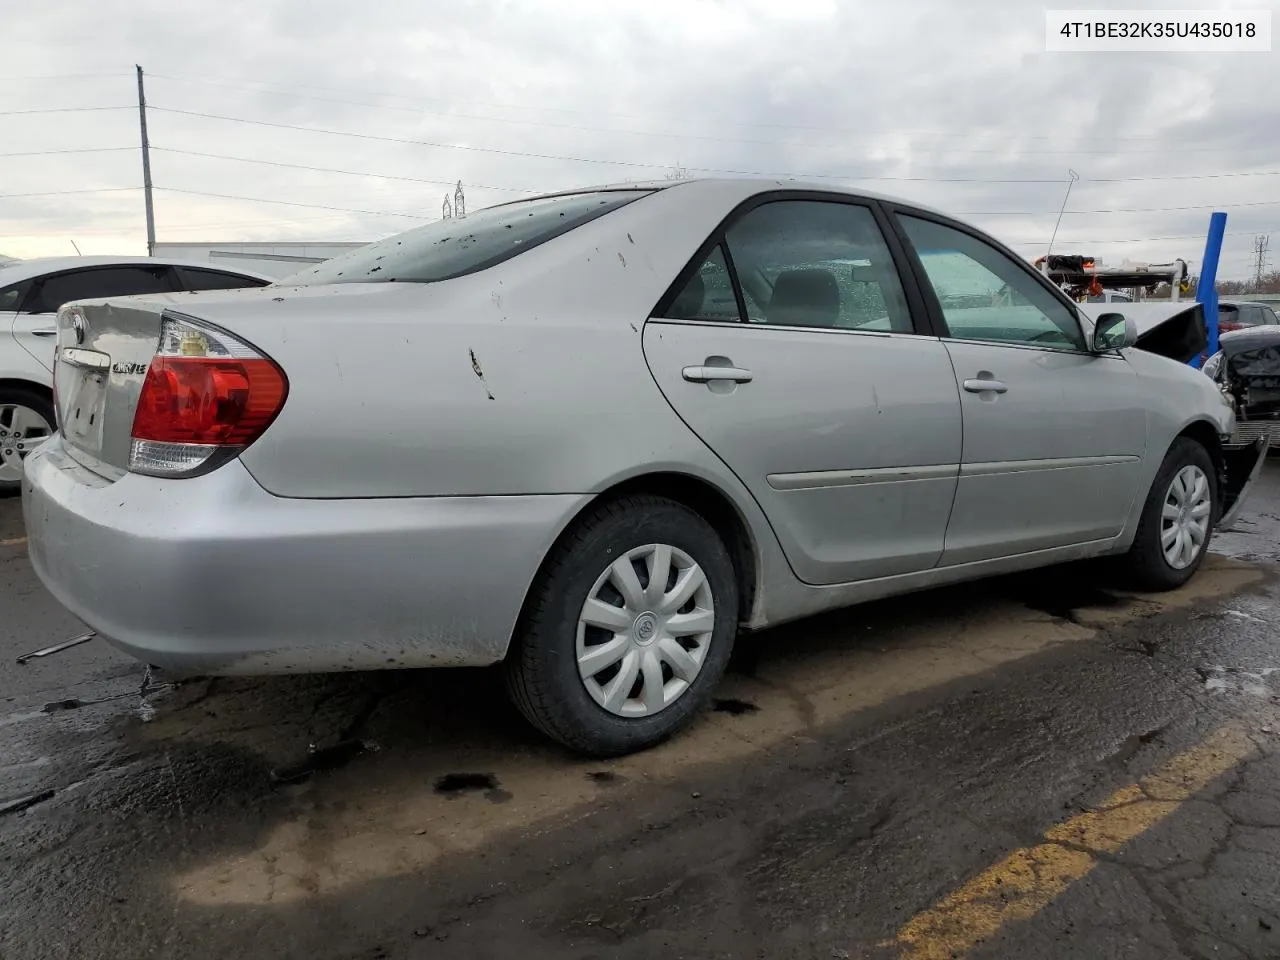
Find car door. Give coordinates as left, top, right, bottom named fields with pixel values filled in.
left=642, top=195, right=963, bottom=586
left=889, top=210, right=1148, bottom=566
left=12, top=265, right=181, bottom=372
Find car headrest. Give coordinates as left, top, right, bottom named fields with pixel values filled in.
left=768, top=268, right=840, bottom=327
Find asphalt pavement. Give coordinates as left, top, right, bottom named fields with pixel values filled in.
left=3, top=467, right=1280, bottom=959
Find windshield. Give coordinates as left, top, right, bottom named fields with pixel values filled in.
left=284, top=190, right=651, bottom=286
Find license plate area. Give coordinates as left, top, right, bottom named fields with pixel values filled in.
left=59, top=348, right=111, bottom=454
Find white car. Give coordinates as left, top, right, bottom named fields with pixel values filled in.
left=1, top=256, right=272, bottom=493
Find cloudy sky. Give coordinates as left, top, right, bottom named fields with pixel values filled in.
left=3, top=0, right=1277, bottom=278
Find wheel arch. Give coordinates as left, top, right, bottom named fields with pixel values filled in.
left=507, top=470, right=761, bottom=658
left=0, top=377, right=53, bottom=403
left=1174, top=417, right=1225, bottom=486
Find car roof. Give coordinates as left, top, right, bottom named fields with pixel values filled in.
left=501, top=176, right=958, bottom=221
left=0, top=255, right=274, bottom=285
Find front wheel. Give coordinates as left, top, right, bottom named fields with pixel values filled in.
left=505, top=495, right=739, bottom=757
left=1120, top=437, right=1217, bottom=591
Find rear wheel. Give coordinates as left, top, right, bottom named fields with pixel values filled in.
left=0, top=387, right=55, bottom=496
left=1120, top=437, right=1217, bottom=591
left=505, top=495, right=739, bottom=757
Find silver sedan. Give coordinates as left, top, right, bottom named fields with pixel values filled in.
left=22, top=178, right=1256, bottom=756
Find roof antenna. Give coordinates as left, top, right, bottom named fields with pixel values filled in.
left=1045, top=169, right=1080, bottom=263
left=70, top=239, right=82, bottom=256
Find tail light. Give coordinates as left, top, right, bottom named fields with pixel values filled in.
left=1219, top=321, right=1245, bottom=333
left=128, top=313, right=288, bottom=477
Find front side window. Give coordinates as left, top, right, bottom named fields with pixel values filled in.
left=721, top=200, right=913, bottom=332
left=1262, top=305, right=1280, bottom=325
left=287, top=190, right=651, bottom=286
left=898, top=215, right=1086, bottom=352
left=23, top=266, right=178, bottom=314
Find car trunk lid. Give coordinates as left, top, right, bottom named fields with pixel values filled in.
left=54, top=298, right=167, bottom=479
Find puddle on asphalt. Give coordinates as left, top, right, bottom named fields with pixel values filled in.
left=120, top=556, right=1259, bottom=907
left=1199, top=665, right=1279, bottom=697
left=269, top=740, right=372, bottom=784
left=434, top=773, right=512, bottom=804
left=712, top=698, right=760, bottom=715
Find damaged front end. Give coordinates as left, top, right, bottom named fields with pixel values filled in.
left=1085, top=301, right=1272, bottom=531
left=1202, top=327, right=1280, bottom=529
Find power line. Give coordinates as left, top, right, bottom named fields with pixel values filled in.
left=1087, top=170, right=1280, bottom=183
left=141, top=72, right=1206, bottom=153
left=151, top=147, right=530, bottom=193
left=1003, top=230, right=1280, bottom=245
left=0, top=187, right=140, bottom=200
left=146, top=103, right=1268, bottom=160
left=142, top=70, right=1221, bottom=145
left=0, top=147, right=135, bottom=158
left=0, top=73, right=131, bottom=80
left=961, top=199, right=1280, bottom=216
left=0, top=106, right=134, bottom=116
left=153, top=186, right=431, bottom=220
left=138, top=107, right=1106, bottom=183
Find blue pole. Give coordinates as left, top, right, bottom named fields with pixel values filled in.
left=1194, top=211, right=1228, bottom=367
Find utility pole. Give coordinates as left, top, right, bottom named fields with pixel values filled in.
left=135, top=64, right=156, bottom=257
left=1253, top=234, right=1270, bottom=291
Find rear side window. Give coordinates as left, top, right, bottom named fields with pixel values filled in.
left=1263, top=306, right=1280, bottom=325
left=288, top=190, right=651, bottom=286
left=665, top=244, right=741, bottom=322
left=176, top=267, right=270, bottom=291
left=23, top=265, right=178, bottom=314
left=0, top=280, right=30, bottom=311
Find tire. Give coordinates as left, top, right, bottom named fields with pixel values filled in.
left=0, top=386, right=55, bottom=497
left=505, top=494, right=739, bottom=757
left=1120, top=437, right=1218, bottom=592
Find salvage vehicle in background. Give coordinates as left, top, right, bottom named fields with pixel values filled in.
left=1217, top=299, right=1280, bottom=334
left=0, top=256, right=272, bottom=493
left=21, top=179, right=1267, bottom=756
left=1203, top=325, right=1280, bottom=455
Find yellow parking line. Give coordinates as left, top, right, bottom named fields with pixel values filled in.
left=0, top=536, right=26, bottom=547
left=885, top=725, right=1256, bottom=960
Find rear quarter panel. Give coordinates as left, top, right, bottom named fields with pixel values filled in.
left=195, top=181, right=772, bottom=501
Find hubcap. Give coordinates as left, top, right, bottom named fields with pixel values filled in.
left=1161, top=464, right=1211, bottom=570
left=0, top=404, right=52, bottom=484
left=576, top=543, right=715, bottom=718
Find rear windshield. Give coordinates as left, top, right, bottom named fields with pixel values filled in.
left=285, top=190, right=651, bottom=286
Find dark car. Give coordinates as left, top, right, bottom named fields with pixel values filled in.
left=1217, top=299, right=1280, bottom=334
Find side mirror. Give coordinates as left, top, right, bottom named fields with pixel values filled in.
left=1092, top=312, right=1137, bottom=352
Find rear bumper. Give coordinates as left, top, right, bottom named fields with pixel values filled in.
left=22, top=437, right=588, bottom=675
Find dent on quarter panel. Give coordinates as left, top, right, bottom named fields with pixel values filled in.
left=227, top=181, right=769, bottom=500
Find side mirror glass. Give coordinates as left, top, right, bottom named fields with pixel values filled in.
left=1092, top=312, right=1137, bottom=352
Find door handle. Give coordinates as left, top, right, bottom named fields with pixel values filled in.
left=683, top=365, right=754, bottom=384
left=30, top=329, right=56, bottom=337
left=963, top=378, right=1008, bottom=394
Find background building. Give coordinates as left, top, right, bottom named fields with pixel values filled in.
left=150, top=241, right=368, bottom=279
